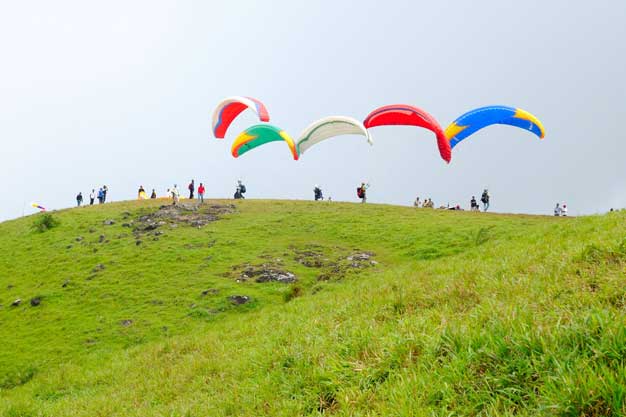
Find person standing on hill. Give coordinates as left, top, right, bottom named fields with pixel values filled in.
left=188, top=180, right=195, bottom=199
left=234, top=180, right=246, bottom=199
left=102, top=185, right=109, bottom=203
left=554, top=203, right=561, bottom=216
left=138, top=185, right=146, bottom=199
left=470, top=196, right=478, bottom=211
left=89, top=189, right=95, bottom=205
left=198, top=183, right=206, bottom=203
left=481, top=189, right=490, bottom=212
left=357, top=183, right=369, bottom=203
left=76, top=192, right=83, bottom=207
left=414, top=197, right=421, bottom=207
left=314, top=185, right=323, bottom=201
left=561, top=203, right=568, bottom=216
left=150, top=189, right=157, bottom=199
left=170, top=185, right=180, bottom=205
left=97, top=188, right=105, bottom=204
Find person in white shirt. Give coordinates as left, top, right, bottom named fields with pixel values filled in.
left=170, top=185, right=180, bottom=205
left=554, top=203, right=561, bottom=216
left=561, top=203, right=568, bottom=216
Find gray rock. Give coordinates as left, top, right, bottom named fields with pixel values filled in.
left=92, top=264, right=105, bottom=273
left=62, top=279, right=70, bottom=288
left=120, top=319, right=133, bottom=327
left=11, top=299, right=22, bottom=307
left=229, top=295, right=250, bottom=305
left=76, top=236, right=84, bottom=242
left=30, top=297, right=41, bottom=307
left=347, top=253, right=372, bottom=262
left=99, top=235, right=106, bottom=243
left=255, top=271, right=297, bottom=284
left=201, top=288, right=219, bottom=296
left=103, top=219, right=116, bottom=226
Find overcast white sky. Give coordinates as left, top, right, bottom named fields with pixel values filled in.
left=1, top=0, right=625, bottom=220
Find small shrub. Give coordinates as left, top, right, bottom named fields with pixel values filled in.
left=32, top=213, right=59, bottom=233
left=284, top=285, right=304, bottom=302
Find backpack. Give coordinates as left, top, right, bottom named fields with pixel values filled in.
left=240, top=184, right=246, bottom=194
left=357, top=187, right=364, bottom=198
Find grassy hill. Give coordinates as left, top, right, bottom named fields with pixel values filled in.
left=0, top=200, right=624, bottom=416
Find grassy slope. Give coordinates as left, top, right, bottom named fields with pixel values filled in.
left=0, top=200, right=624, bottom=416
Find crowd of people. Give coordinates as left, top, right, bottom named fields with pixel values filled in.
left=412, top=189, right=491, bottom=212
left=165, top=180, right=207, bottom=205
left=76, top=185, right=109, bottom=207
left=73, top=182, right=582, bottom=216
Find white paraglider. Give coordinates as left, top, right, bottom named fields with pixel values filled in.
left=296, top=116, right=373, bottom=156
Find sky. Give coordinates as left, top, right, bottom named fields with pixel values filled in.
left=1, top=0, right=625, bottom=221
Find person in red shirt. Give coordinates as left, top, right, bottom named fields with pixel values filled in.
left=197, top=183, right=206, bottom=204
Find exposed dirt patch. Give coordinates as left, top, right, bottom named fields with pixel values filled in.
left=317, top=251, right=379, bottom=282
left=132, top=203, right=236, bottom=237
left=293, top=245, right=330, bottom=268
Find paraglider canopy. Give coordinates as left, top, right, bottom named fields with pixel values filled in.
left=363, top=104, right=451, bottom=163
left=31, top=203, right=46, bottom=212
left=296, top=116, right=372, bottom=156
left=211, top=96, right=270, bottom=139
left=445, top=106, right=545, bottom=149
left=231, top=124, right=299, bottom=160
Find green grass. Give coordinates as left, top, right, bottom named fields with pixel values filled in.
left=0, top=199, right=624, bottom=416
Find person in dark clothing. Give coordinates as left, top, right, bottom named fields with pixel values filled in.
left=314, top=185, right=323, bottom=201
left=481, top=189, right=490, bottom=212
left=76, top=192, right=83, bottom=207
left=357, top=183, right=369, bottom=203
left=188, top=180, right=195, bottom=199
left=234, top=180, right=246, bottom=199
left=97, top=188, right=104, bottom=204
left=470, top=196, right=478, bottom=211
left=151, top=189, right=157, bottom=199
left=102, top=185, right=109, bottom=203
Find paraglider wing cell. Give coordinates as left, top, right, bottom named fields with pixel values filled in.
left=296, top=116, right=372, bottom=155
left=231, top=124, right=299, bottom=160
left=445, top=106, right=545, bottom=149
left=363, top=104, right=451, bottom=163
left=211, top=96, right=270, bottom=138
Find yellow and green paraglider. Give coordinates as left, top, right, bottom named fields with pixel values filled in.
left=231, top=124, right=299, bottom=160
left=445, top=105, right=545, bottom=149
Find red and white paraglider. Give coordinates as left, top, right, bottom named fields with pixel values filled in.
left=211, top=96, right=270, bottom=139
